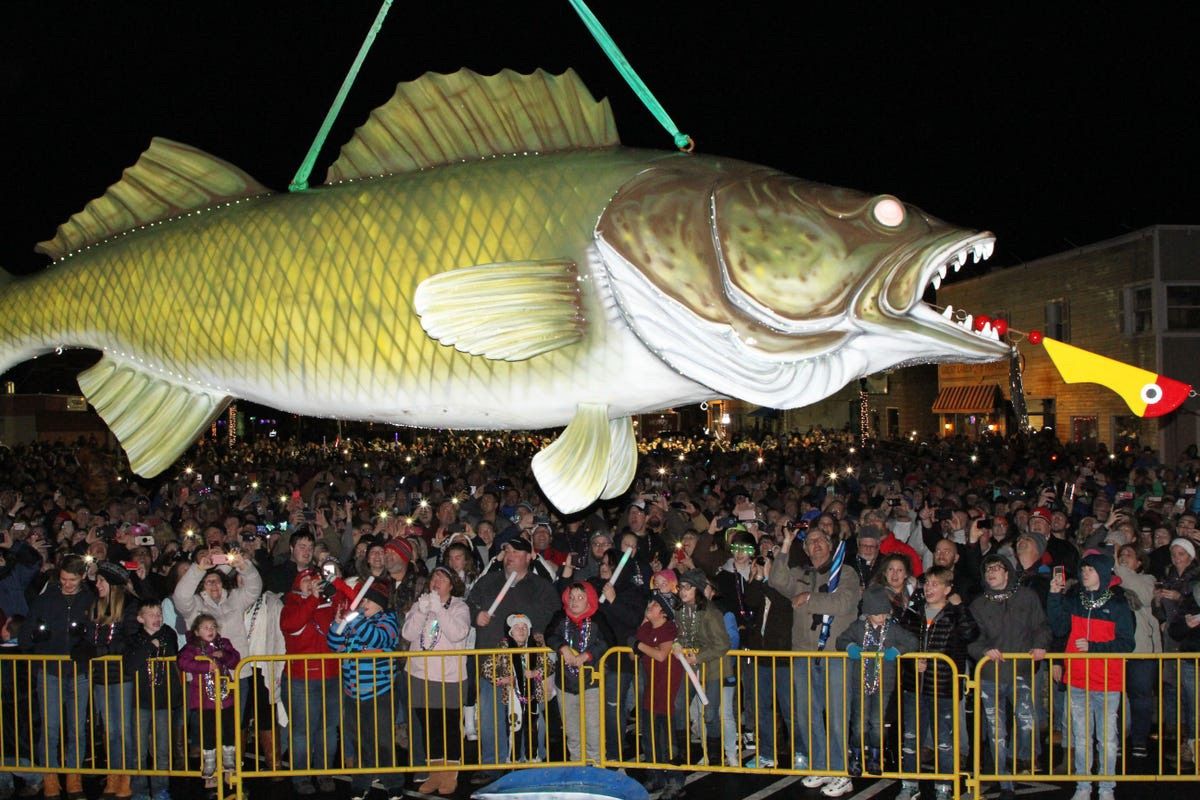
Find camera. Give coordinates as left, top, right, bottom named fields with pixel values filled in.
left=133, top=535, right=156, bottom=547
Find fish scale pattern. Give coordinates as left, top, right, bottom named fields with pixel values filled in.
left=0, top=148, right=678, bottom=429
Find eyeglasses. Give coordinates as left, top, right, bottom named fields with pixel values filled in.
left=730, top=545, right=756, bottom=555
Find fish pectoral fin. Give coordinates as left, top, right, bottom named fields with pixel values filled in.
left=77, top=357, right=231, bottom=477
left=414, top=259, right=584, bottom=361
left=533, top=405, right=637, bottom=514
left=599, top=416, right=636, bottom=501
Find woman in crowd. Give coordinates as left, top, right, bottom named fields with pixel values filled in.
left=402, top=566, right=471, bottom=796
left=1115, top=543, right=1161, bottom=760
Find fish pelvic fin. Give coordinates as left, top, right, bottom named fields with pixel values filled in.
left=414, top=259, right=583, bottom=361
left=532, top=405, right=637, bottom=514
left=77, top=356, right=231, bottom=477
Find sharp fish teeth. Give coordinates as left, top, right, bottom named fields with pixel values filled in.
left=971, top=243, right=983, bottom=263
left=942, top=305, right=955, bottom=319
left=952, top=251, right=966, bottom=270
left=931, top=275, right=942, bottom=290
left=982, top=240, right=995, bottom=260
left=963, top=314, right=974, bottom=330
left=938, top=264, right=947, bottom=280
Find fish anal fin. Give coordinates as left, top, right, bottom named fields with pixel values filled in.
left=324, top=68, right=618, bottom=184
left=78, top=357, right=231, bottom=477
left=36, top=138, right=270, bottom=261
left=599, top=416, right=636, bottom=500
left=414, top=259, right=583, bottom=361
left=533, top=404, right=615, bottom=515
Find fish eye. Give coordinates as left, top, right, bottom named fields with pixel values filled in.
left=1140, top=383, right=1162, bottom=404
left=872, top=197, right=905, bottom=227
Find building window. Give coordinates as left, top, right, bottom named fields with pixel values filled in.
left=886, top=407, right=899, bottom=439
left=1113, top=414, right=1141, bottom=449
left=1166, top=285, right=1200, bottom=331
left=1045, top=299, right=1070, bottom=341
left=1071, top=416, right=1099, bottom=443
left=1028, top=399, right=1056, bottom=432
left=1122, top=285, right=1153, bottom=334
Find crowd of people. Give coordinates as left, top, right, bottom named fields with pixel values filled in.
left=1, top=426, right=1199, bottom=800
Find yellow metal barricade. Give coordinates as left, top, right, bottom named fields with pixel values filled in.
left=233, top=647, right=585, bottom=783
left=596, top=647, right=963, bottom=798
left=970, top=652, right=1200, bottom=797
left=0, top=654, right=225, bottom=796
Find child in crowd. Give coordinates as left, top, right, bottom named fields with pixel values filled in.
left=125, top=600, right=181, bottom=800
left=897, top=567, right=978, bottom=800
left=327, top=579, right=402, bottom=800
left=837, top=585, right=918, bottom=778
left=634, top=592, right=684, bottom=799
left=546, top=582, right=610, bottom=764
left=481, top=614, right=554, bottom=763
left=178, top=613, right=240, bottom=790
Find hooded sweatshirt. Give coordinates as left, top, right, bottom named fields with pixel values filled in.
left=545, top=581, right=612, bottom=694
left=968, top=554, right=1052, bottom=664
left=1047, top=553, right=1135, bottom=692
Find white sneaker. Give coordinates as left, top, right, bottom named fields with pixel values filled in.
left=1070, top=789, right=1091, bottom=800
left=821, top=777, right=855, bottom=798
left=744, top=755, right=775, bottom=768
left=802, top=775, right=834, bottom=789
left=1097, top=791, right=1115, bottom=800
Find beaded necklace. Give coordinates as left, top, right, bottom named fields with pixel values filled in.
left=1081, top=589, right=1113, bottom=611
left=563, top=618, right=593, bottom=680
left=861, top=618, right=892, bottom=695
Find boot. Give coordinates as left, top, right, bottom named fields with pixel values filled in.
left=63, top=775, right=84, bottom=800
left=113, top=775, right=133, bottom=800
left=847, top=748, right=863, bottom=778
left=436, top=762, right=459, bottom=796
left=201, top=750, right=217, bottom=780
left=101, top=775, right=118, bottom=800
left=256, top=731, right=284, bottom=781
left=418, top=760, right=444, bottom=794
left=40, top=774, right=61, bottom=800
left=865, top=747, right=882, bottom=775
left=222, top=746, right=237, bottom=772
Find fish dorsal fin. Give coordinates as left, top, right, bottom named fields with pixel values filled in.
left=324, top=68, right=618, bottom=184
left=36, top=138, right=270, bottom=261
left=77, top=356, right=231, bottom=478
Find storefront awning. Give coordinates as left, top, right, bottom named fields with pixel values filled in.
left=932, top=384, right=1000, bottom=414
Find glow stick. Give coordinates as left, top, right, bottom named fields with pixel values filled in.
left=335, top=576, right=374, bottom=634
left=486, top=571, right=518, bottom=617
left=672, top=643, right=708, bottom=705
left=599, top=546, right=633, bottom=604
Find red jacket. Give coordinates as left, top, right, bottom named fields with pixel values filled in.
left=279, top=584, right=341, bottom=681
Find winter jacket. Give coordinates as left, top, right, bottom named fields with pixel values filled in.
left=896, top=600, right=979, bottom=697
left=1114, top=565, right=1162, bottom=654
left=23, top=583, right=96, bottom=656
left=968, top=584, right=1052, bottom=660
left=741, top=573, right=794, bottom=657
left=401, top=594, right=471, bottom=685
left=1166, top=593, right=1200, bottom=652
left=674, top=601, right=730, bottom=670
left=326, top=609, right=400, bottom=700
left=586, top=570, right=645, bottom=676
left=0, top=541, right=41, bottom=616
left=243, top=590, right=285, bottom=699
left=178, top=635, right=240, bottom=710
left=836, top=617, right=919, bottom=700
left=279, top=585, right=340, bottom=681
left=123, top=626, right=181, bottom=708
left=172, top=563, right=263, bottom=674
left=81, top=596, right=142, bottom=684
left=544, top=582, right=612, bottom=694
left=769, top=556, right=863, bottom=652
left=1047, top=587, right=1135, bottom=692
left=466, top=569, right=558, bottom=649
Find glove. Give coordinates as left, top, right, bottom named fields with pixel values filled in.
left=626, top=635, right=640, bottom=650
left=319, top=580, right=337, bottom=600
left=883, top=647, right=900, bottom=662
left=846, top=644, right=862, bottom=660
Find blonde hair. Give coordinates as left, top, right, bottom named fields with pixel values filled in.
left=93, top=583, right=128, bottom=626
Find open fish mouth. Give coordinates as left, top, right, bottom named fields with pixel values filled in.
left=885, top=230, right=1011, bottom=356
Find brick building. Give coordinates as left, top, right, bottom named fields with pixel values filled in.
left=935, top=225, right=1200, bottom=456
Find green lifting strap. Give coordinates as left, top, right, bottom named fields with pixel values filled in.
left=289, top=0, right=395, bottom=192
left=567, top=0, right=694, bottom=152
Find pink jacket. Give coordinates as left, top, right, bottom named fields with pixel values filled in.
left=400, top=594, right=471, bottom=685
left=178, top=635, right=240, bottom=710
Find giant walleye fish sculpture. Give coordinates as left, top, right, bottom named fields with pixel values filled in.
left=0, top=69, right=1008, bottom=512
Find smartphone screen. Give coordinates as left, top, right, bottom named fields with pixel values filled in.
left=210, top=554, right=229, bottom=566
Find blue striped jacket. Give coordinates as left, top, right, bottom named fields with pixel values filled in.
left=326, top=610, right=399, bottom=700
